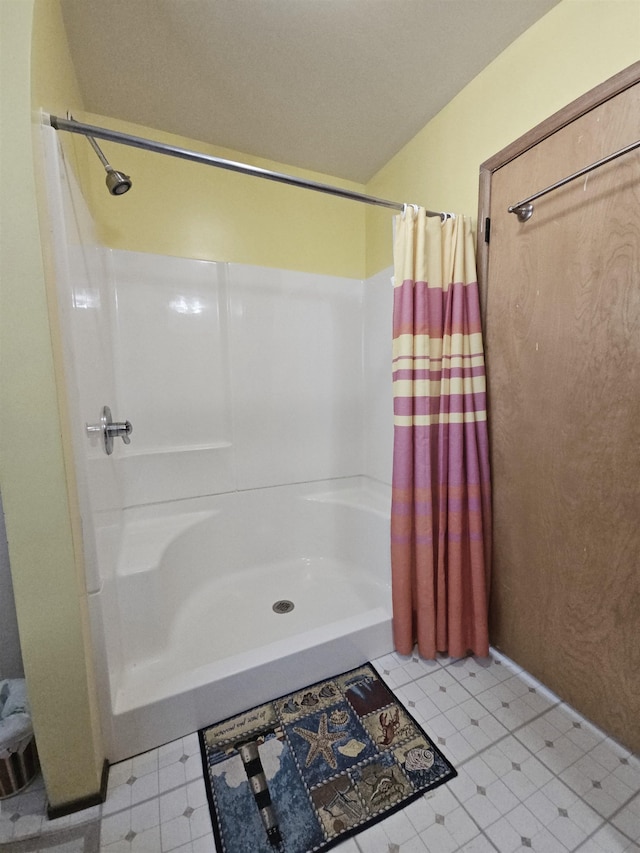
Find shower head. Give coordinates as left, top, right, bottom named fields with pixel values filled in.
left=87, top=135, right=132, bottom=195
left=105, top=167, right=132, bottom=196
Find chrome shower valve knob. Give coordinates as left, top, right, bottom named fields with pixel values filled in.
left=106, top=419, right=133, bottom=445
left=86, top=406, right=133, bottom=455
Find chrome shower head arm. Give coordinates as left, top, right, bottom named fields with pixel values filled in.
left=87, top=135, right=111, bottom=171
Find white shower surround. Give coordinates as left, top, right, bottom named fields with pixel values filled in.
left=41, top=126, right=395, bottom=762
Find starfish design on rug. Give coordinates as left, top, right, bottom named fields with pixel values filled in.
left=293, top=713, right=345, bottom=769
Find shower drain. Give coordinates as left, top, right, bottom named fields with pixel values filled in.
left=272, top=599, right=295, bottom=614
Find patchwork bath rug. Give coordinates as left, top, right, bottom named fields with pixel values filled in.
left=199, top=663, right=456, bottom=853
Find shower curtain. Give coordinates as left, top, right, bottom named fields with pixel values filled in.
left=391, top=208, right=491, bottom=659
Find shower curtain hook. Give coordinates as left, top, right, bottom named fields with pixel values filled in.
left=402, top=204, right=419, bottom=220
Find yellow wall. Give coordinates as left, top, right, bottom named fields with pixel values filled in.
left=365, top=0, right=640, bottom=276
left=0, top=0, right=104, bottom=809
left=66, top=115, right=367, bottom=278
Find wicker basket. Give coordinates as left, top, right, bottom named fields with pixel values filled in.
left=0, top=734, right=38, bottom=798
left=0, top=679, right=38, bottom=798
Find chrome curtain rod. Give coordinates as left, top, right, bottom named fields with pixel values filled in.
left=509, top=136, right=640, bottom=222
left=49, top=114, right=444, bottom=217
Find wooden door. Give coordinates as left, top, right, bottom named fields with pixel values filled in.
left=480, top=65, right=640, bottom=752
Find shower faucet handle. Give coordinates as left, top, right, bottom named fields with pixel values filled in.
left=107, top=419, right=133, bottom=445
left=86, top=406, right=133, bottom=455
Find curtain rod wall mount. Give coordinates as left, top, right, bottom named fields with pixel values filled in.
left=48, top=114, right=445, bottom=218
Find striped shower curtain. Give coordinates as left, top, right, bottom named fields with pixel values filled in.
left=391, top=208, right=491, bottom=659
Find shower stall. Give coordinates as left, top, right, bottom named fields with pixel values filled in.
left=40, top=123, right=397, bottom=762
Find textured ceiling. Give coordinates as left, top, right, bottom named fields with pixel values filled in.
left=60, top=0, right=561, bottom=183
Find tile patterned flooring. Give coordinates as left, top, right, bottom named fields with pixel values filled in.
left=1, top=649, right=638, bottom=852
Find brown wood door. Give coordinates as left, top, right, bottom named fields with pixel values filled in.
left=482, top=71, right=640, bottom=752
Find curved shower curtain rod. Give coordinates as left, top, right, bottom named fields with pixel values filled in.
left=48, top=114, right=446, bottom=218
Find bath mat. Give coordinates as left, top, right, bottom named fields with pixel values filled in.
left=199, top=663, right=456, bottom=853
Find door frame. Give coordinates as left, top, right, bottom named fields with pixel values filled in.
left=476, top=60, right=640, bottom=318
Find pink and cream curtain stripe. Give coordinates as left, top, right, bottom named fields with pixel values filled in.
left=391, top=208, right=491, bottom=660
